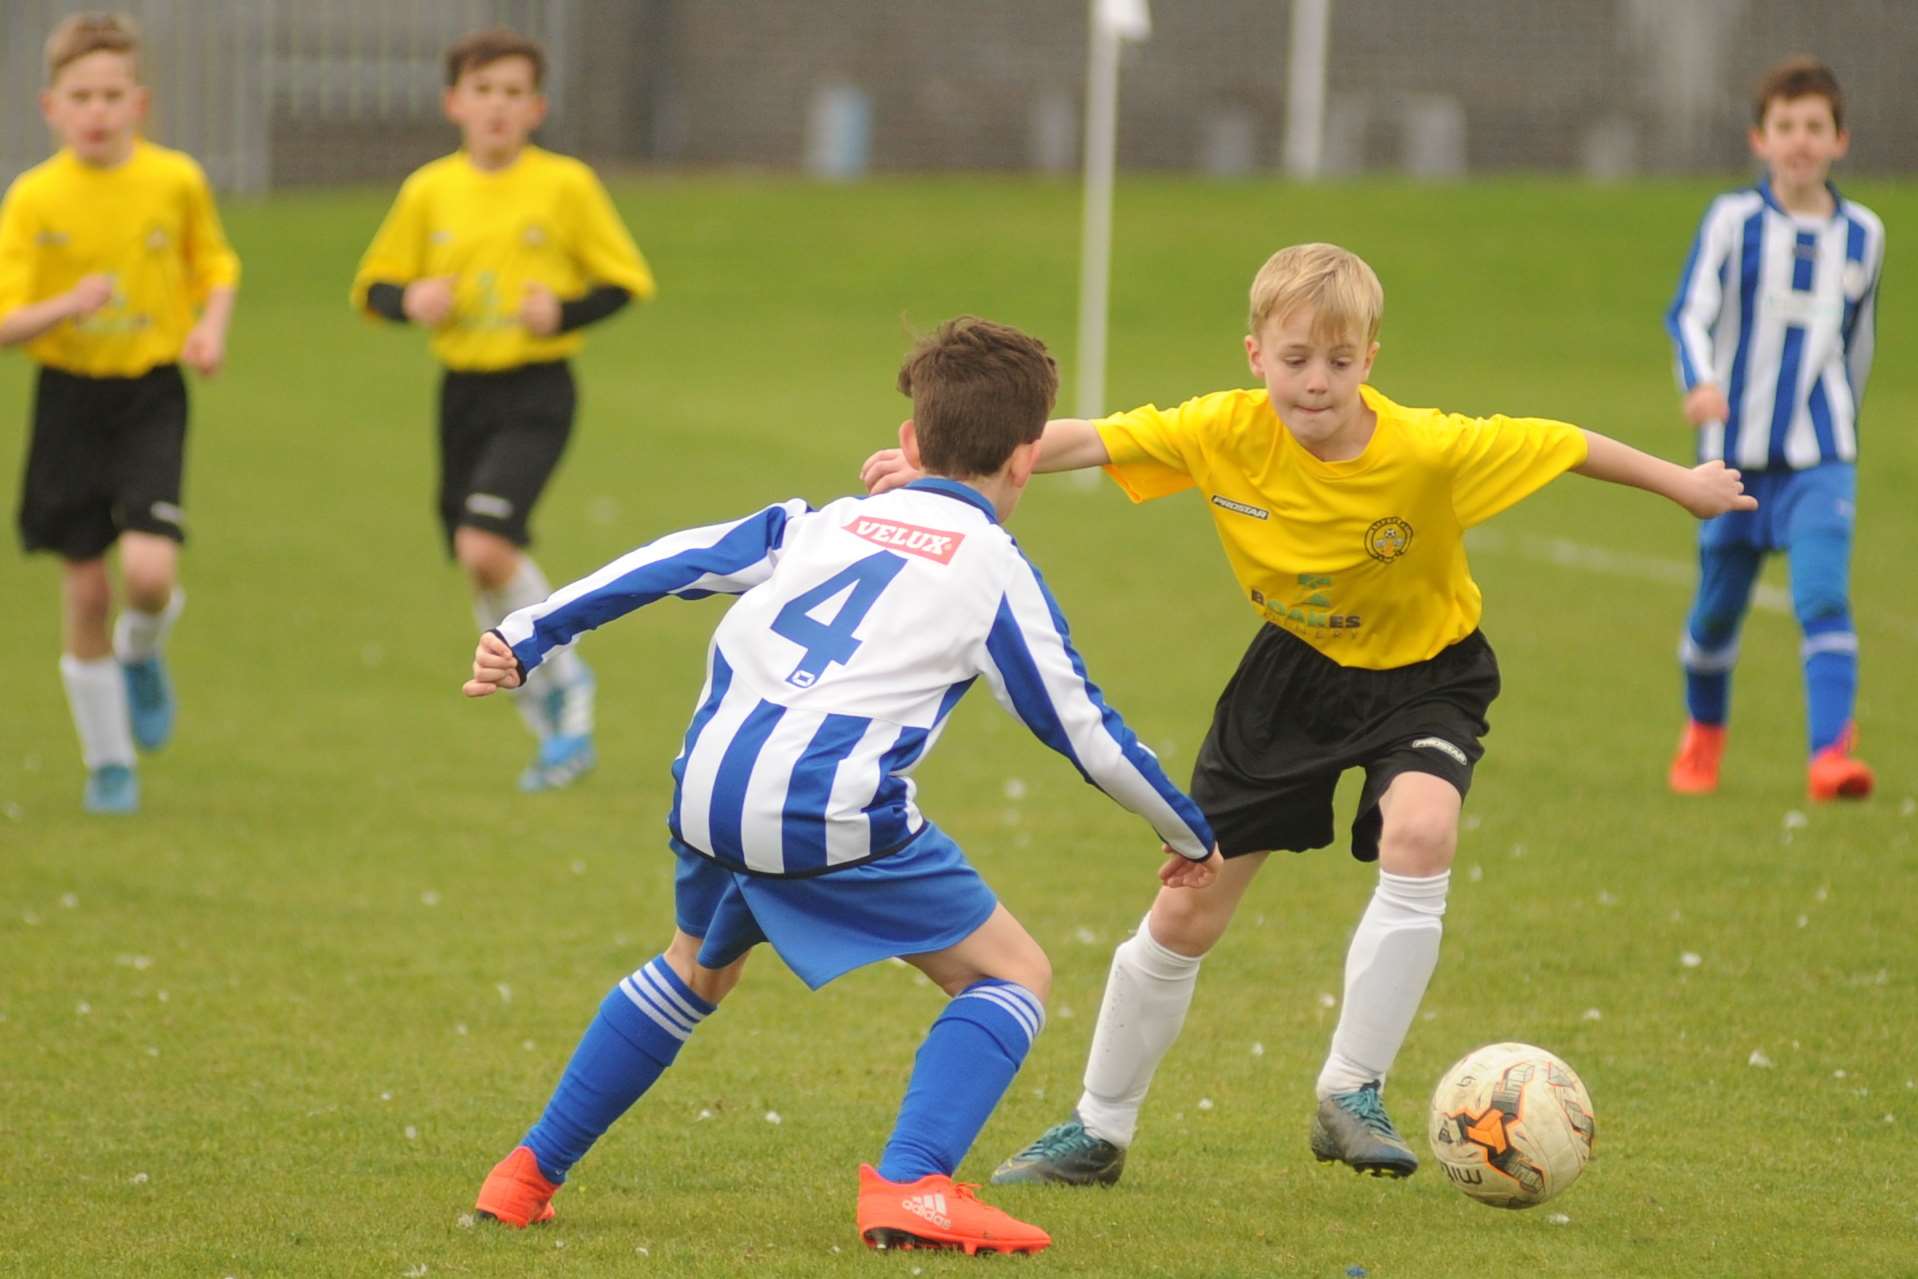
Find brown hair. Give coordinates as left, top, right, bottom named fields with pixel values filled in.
left=45, top=11, right=140, bottom=83
left=445, top=27, right=546, bottom=89
left=1754, top=56, right=1844, bottom=130
left=897, top=318, right=1059, bottom=479
left=1248, top=243, right=1384, bottom=346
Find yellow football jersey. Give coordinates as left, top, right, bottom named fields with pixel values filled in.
left=1096, top=385, right=1590, bottom=669
left=0, top=142, right=240, bottom=378
left=350, top=146, right=655, bottom=371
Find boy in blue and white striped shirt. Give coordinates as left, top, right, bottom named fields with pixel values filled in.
left=463, top=317, right=1221, bottom=1254
left=1665, top=56, right=1883, bottom=801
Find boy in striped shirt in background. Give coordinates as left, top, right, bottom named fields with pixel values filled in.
left=1665, top=56, right=1884, bottom=800
left=463, top=317, right=1220, bottom=1255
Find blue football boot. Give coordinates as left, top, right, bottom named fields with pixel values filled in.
left=84, top=764, right=140, bottom=815
left=121, top=656, right=174, bottom=751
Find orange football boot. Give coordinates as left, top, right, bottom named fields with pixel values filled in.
left=1668, top=721, right=1727, bottom=795
left=474, top=1146, right=559, bottom=1227
left=1808, top=722, right=1874, bottom=802
left=856, top=1163, right=1051, bottom=1256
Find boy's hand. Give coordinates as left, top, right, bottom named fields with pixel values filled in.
left=181, top=321, right=225, bottom=377
left=65, top=273, right=115, bottom=319
left=1681, top=460, right=1758, bottom=519
left=860, top=442, right=923, bottom=495
left=1160, top=845, right=1223, bottom=889
left=403, top=276, right=457, bottom=328
left=519, top=283, right=561, bottom=337
left=463, top=631, right=524, bottom=698
left=1683, top=384, right=1731, bottom=427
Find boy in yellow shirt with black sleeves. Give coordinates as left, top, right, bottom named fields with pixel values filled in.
left=1, top=13, right=239, bottom=815
left=352, top=26, right=655, bottom=793
left=865, top=243, right=1753, bottom=1184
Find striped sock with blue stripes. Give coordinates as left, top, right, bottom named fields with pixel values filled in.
left=877, top=978, right=1045, bottom=1183
left=521, top=956, right=715, bottom=1183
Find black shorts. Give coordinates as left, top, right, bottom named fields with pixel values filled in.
left=437, top=360, right=576, bottom=553
left=17, top=363, right=189, bottom=561
left=1190, top=624, right=1501, bottom=863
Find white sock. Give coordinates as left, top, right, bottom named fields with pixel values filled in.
left=60, top=655, right=136, bottom=769
left=112, top=587, right=184, bottom=663
left=1075, top=914, right=1205, bottom=1148
left=1316, top=869, right=1450, bottom=1098
left=475, top=558, right=590, bottom=740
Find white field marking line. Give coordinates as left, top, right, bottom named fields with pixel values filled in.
left=1466, top=528, right=1918, bottom=641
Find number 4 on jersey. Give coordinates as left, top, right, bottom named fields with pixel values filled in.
left=770, top=551, right=907, bottom=688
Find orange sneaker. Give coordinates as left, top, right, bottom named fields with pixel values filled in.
left=1808, top=723, right=1874, bottom=802
left=856, top=1163, right=1051, bottom=1256
left=475, top=1145, right=559, bottom=1228
left=1668, top=721, right=1727, bottom=795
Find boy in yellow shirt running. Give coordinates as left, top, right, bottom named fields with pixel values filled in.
left=865, top=242, right=1752, bottom=1182
left=1, top=13, right=240, bottom=814
left=352, top=26, right=655, bottom=792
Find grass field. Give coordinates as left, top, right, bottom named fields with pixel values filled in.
left=3, top=173, right=1914, bottom=1278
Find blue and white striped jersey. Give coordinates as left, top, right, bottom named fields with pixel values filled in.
left=1666, top=178, right=1884, bottom=472
left=494, top=478, right=1215, bottom=876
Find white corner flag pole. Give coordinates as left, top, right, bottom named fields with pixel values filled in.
left=1282, top=0, right=1331, bottom=179
left=1077, top=0, right=1151, bottom=420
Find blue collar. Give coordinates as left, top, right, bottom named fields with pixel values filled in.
left=903, top=477, right=1000, bottom=524
left=1755, top=175, right=1846, bottom=222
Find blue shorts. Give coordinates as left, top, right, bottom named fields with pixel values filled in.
left=1700, top=462, right=1854, bottom=554
left=672, top=825, right=999, bottom=990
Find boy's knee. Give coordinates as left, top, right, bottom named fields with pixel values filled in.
left=1792, top=582, right=1849, bottom=627
left=454, top=527, right=519, bottom=591
left=1688, top=609, right=1740, bottom=648
left=1147, top=889, right=1231, bottom=958
left=1379, top=808, right=1458, bottom=875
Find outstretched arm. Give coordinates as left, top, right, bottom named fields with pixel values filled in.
left=1573, top=430, right=1756, bottom=518
left=861, top=417, right=1114, bottom=494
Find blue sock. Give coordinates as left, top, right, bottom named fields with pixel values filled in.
left=877, top=979, right=1045, bottom=1183
left=521, top=956, right=715, bottom=1183
left=1680, top=629, right=1737, bottom=726
left=1801, top=615, right=1858, bottom=754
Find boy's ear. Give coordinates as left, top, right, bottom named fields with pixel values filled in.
left=37, top=90, right=54, bottom=126
left=899, top=419, right=923, bottom=470
left=1832, top=127, right=1851, bottom=162
left=1006, top=438, right=1042, bottom=490
left=441, top=86, right=460, bottom=124
left=1244, top=333, right=1263, bottom=378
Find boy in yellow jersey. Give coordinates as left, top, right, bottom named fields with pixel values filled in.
left=864, top=243, right=1754, bottom=1181
left=351, top=27, right=655, bottom=792
left=0, top=13, right=239, bottom=815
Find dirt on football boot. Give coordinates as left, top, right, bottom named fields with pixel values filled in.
left=474, top=1145, right=559, bottom=1227
left=856, top=1163, right=1051, bottom=1256
left=1310, top=1081, right=1418, bottom=1178
left=1808, top=722, right=1873, bottom=802
left=990, top=1113, right=1126, bottom=1186
left=1667, top=720, right=1726, bottom=795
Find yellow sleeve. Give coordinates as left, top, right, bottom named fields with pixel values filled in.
left=181, top=161, right=240, bottom=301
left=0, top=179, right=36, bottom=317
left=1438, top=412, right=1591, bottom=527
left=349, top=174, right=429, bottom=313
left=567, top=167, right=655, bottom=300
left=1095, top=399, right=1200, bottom=502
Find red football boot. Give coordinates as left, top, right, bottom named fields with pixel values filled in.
left=856, top=1163, right=1051, bottom=1256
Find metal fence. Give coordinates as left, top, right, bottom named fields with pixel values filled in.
left=3, top=0, right=1913, bottom=192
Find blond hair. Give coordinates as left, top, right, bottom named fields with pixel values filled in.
left=45, top=11, right=140, bottom=83
left=1247, top=243, right=1383, bottom=345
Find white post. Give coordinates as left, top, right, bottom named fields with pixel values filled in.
left=1076, top=0, right=1149, bottom=419
left=1282, top=0, right=1331, bottom=180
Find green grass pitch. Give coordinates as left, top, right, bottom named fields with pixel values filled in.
left=2, top=174, right=1914, bottom=1276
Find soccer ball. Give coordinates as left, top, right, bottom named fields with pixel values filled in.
left=1428, top=1042, right=1595, bottom=1209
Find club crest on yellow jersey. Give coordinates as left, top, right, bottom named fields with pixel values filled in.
left=1365, top=516, right=1413, bottom=562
